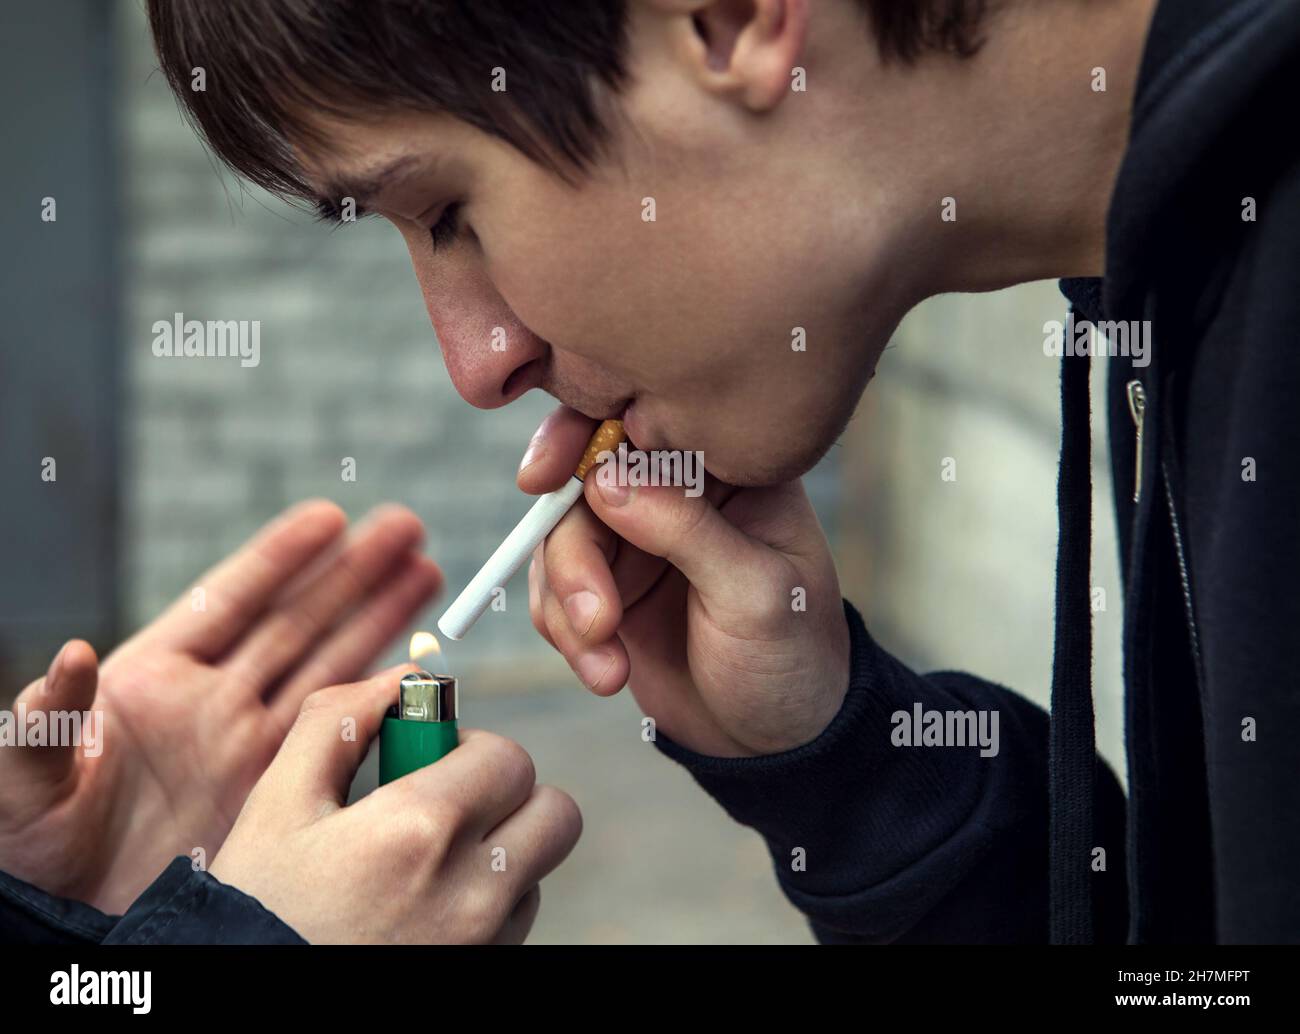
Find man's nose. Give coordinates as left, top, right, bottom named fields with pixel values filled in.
left=438, top=314, right=547, bottom=409
left=418, top=255, right=548, bottom=409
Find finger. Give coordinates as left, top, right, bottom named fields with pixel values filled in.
left=483, top=784, right=582, bottom=894
left=584, top=472, right=780, bottom=615
left=541, top=599, right=630, bottom=696
left=269, top=664, right=411, bottom=810
left=542, top=501, right=622, bottom=645
left=516, top=406, right=597, bottom=495
left=491, top=885, right=541, bottom=946
left=372, top=729, right=537, bottom=839
left=606, top=537, right=671, bottom=612
left=224, top=506, right=425, bottom=699
left=15, top=640, right=98, bottom=711
left=269, top=551, right=443, bottom=726
left=602, top=472, right=733, bottom=610
left=528, top=546, right=556, bottom=649
left=531, top=531, right=629, bottom=695
left=717, top=480, right=832, bottom=561
left=143, top=500, right=348, bottom=658
left=538, top=545, right=630, bottom=696
left=10, top=641, right=100, bottom=777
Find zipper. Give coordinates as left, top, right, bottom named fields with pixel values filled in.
left=1162, top=456, right=1205, bottom=690
left=1128, top=367, right=1205, bottom=700
left=1126, top=379, right=1146, bottom=503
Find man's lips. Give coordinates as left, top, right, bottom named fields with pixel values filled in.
left=557, top=395, right=647, bottom=449
left=588, top=400, right=632, bottom=422
left=619, top=398, right=649, bottom=450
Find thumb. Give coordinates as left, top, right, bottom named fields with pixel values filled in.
left=517, top=406, right=597, bottom=495
left=10, top=640, right=99, bottom=776
left=271, top=664, right=411, bottom=812
left=584, top=470, right=779, bottom=609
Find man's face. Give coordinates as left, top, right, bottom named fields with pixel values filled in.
left=299, top=6, right=904, bottom=486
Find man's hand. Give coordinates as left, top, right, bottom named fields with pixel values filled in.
left=0, top=501, right=441, bottom=914
left=210, top=668, right=580, bottom=944
left=521, top=407, right=851, bottom=758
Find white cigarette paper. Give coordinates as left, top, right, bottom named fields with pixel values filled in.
left=437, top=419, right=626, bottom=642
left=437, top=477, right=583, bottom=641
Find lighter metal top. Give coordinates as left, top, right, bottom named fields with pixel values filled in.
left=398, top=671, right=458, bottom=722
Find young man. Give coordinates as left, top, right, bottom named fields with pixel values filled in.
left=31, top=0, right=1289, bottom=943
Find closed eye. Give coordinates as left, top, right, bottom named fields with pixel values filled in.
left=313, top=196, right=371, bottom=224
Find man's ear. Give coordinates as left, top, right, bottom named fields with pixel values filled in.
left=652, top=0, right=810, bottom=112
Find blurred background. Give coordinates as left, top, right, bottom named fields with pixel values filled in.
left=0, top=1, right=1124, bottom=943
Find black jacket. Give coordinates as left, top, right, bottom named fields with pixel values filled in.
left=3, top=0, right=1296, bottom=945
left=0, top=858, right=303, bottom=945
left=658, top=0, right=1300, bottom=943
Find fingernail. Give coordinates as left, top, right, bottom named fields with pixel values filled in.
left=596, top=477, right=633, bottom=507
left=575, top=650, right=614, bottom=691
left=518, top=438, right=544, bottom=474
left=563, top=591, right=603, bottom=637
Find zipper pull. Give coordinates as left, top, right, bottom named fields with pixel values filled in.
left=1126, top=379, right=1146, bottom=503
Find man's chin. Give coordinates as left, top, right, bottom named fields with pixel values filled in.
left=628, top=408, right=836, bottom=488
left=700, top=438, right=830, bottom=488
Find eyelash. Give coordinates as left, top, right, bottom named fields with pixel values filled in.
left=429, top=203, right=462, bottom=252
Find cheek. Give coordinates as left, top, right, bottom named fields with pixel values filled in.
left=481, top=190, right=637, bottom=358
left=483, top=187, right=761, bottom=390
left=470, top=153, right=854, bottom=421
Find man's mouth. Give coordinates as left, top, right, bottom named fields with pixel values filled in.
left=596, top=398, right=634, bottom=422
left=561, top=394, right=644, bottom=449
left=532, top=351, right=635, bottom=423
left=543, top=380, right=633, bottom=423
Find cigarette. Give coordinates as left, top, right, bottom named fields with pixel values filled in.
left=437, top=419, right=626, bottom=641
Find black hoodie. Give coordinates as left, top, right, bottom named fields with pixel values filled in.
left=656, top=0, right=1300, bottom=944
left=2, top=0, right=1296, bottom=946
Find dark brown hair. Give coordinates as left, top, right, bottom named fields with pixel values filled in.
left=147, top=1, right=985, bottom=205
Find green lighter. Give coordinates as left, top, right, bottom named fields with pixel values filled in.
left=379, top=670, right=459, bottom=784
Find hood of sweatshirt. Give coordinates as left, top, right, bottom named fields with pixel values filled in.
left=1051, top=0, right=1300, bottom=942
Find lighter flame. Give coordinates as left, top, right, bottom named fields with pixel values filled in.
left=409, top=631, right=441, bottom=667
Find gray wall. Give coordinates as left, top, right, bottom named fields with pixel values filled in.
left=0, top=1, right=120, bottom=693
left=860, top=287, right=1126, bottom=784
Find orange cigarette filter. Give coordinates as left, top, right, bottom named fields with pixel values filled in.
left=575, top=419, right=626, bottom=479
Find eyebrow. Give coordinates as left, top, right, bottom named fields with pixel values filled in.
left=312, top=154, right=424, bottom=223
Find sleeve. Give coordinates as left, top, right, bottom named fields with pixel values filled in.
left=102, top=857, right=307, bottom=945
left=654, top=600, right=1128, bottom=943
left=0, top=868, right=118, bottom=945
